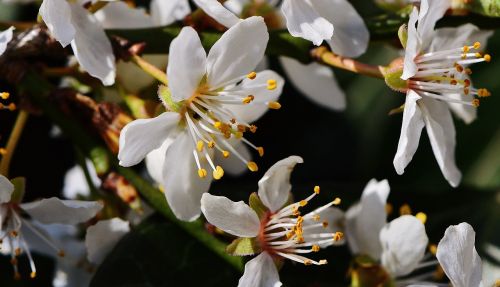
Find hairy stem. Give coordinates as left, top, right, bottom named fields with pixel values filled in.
left=130, top=54, right=169, bottom=85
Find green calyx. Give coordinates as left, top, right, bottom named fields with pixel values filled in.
left=383, top=66, right=408, bottom=93
left=158, top=85, right=181, bottom=113
left=249, top=192, right=269, bottom=219
left=466, top=0, right=500, bottom=16
left=10, top=177, right=26, bottom=204
left=398, top=24, right=408, bottom=49
left=226, top=237, right=261, bottom=256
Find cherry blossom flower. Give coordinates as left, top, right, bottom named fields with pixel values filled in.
left=39, top=0, right=116, bottom=85
left=0, top=26, right=14, bottom=56
left=85, top=218, right=130, bottom=265
left=118, top=17, right=284, bottom=221
left=200, top=156, right=344, bottom=287
left=193, top=0, right=370, bottom=111
left=392, top=0, right=493, bottom=187
left=0, top=174, right=102, bottom=279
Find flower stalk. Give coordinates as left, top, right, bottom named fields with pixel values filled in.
left=130, top=54, right=169, bottom=86
left=0, top=110, right=29, bottom=177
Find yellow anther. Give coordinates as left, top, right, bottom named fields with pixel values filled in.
left=462, top=46, right=470, bottom=53
left=237, top=125, right=246, bottom=132
left=8, top=103, right=16, bottom=111
left=314, top=186, right=320, bottom=194
left=475, top=52, right=482, bottom=58
left=208, top=141, right=215, bottom=148
left=292, top=206, right=301, bottom=216
left=247, top=71, right=257, bottom=80
left=196, top=140, right=204, bottom=152
left=30, top=271, right=36, bottom=279
left=286, top=231, right=294, bottom=239
left=0, top=92, right=10, bottom=100
left=484, top=54, right=492, bottom=62
left=235, top=132, right=243, bottom=139
left=214, top=121, right=222, bottom=129
left=464, top=88, right=470, bottom=95
left=399, top=204, right=412, bottom=215
left=213, top=166, right=224, bottom=180
left=322, top=221, right=329, bottom=228
left=299, top=200, right=308, bottom=207
left=222, top=150, right=230, bottom=158
left=332, top=197, right=341, bottom=205
left=386, top=203, right=393, bottom=215
left=477, top=88, right=491, bottom=97
left=472, top=99, right=480, bottom=107
left=464, top=79, right=471, bottom=87
left=268, top=102, right=281, bottom=110
left=304, top=259, right=312, bottom=265
left=247, top=161, right=258, bottom=172
left=312, top=245, right=320, bottom=252
left=10, top=230, right=18, bottom=237
left=495, top=279, right=500, bottom=287
left=267, top=79, right=277, bottom=90
left=296, top=216, right=304, bottom=224
left=465, top=68, right=472, bottom=75
left=450, top=79, right=458, bottom=85
left=473, top=42, right=481, bottom=49
left=416, top=212, right=427, bottom=224
left=242, top=95, right=254, bottom=104
left=0, top=148, right=6, bottom=155
left=455, top=64, right=464, bottom=73
left=312, top=214, right=321, bottom=221
left=429, top=244, right=438, bottom=255
left=198, top=169, right=208, bottom=178
left=333, top=232, right=344, bottom=241
left=461, top=54, right=467, bottom=60
left=257, top=147, right=264, bottom=157
left=319, top=259, right=328, bottom=265
left=249, top=125, right=257, bottom=133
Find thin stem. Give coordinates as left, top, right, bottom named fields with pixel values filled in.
left=130, top=54, right=168, bottom=86
left=0, top=110, right=29, bottom=177
left=312, top=47, right=385, bottom=79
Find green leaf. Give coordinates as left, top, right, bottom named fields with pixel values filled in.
left=226, top=237, right=260, bottom=256
left=248, top=192, right=269, bottom=219
left=90, top=214, right=239, bottom=287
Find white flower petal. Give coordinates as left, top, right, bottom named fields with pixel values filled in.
left=118, top=112, right=180, bottom=167
left=193, top=0, right=241, bottom=28
left=224, top=0, right=247, bottom=15
left=0, top=26, right=14, bottom=56
left=436, top=223, right=483, bottom=287
left=207, top=16, right=268, bottom=89
left=393, top=90, right=425, bottom=175
left=214, top=140, right=251, bottom=176
left=401, top=7, right=420, bottom=80
left=446, top=83, right=477, bottom=124
left=69, top=3, right=116, bottom=85
left=150, top=0, right=191, bottom=26
left=281, top=0, right=333, bottom=46
left=167, top=27, right=207, bottom=102
left=313, top=0, right=369, bottom=57
left=21, top=198, right=103, bottom=225
left=420, top=97, right=462, bottom=187
left=145, top=136, right=176, bottom=184
left=201, top=193, right=260, bottom=237
left=222, top=70, right=284, bottom=123
left=95, top=2, right=154, bottom=29
left=380, top=215, right=429, bottom=277
left=258, top=156, right=303, bottom=212
left=280, top=56, right=345, bottom=110
left=417, top=0, right=450, bottom=46
left=39, top=0, right=75, bottom=47
left=345, top=179, right=390, bottom=259
left=429, top=24, right=493, bottom=53
left=85, top=218, right=130, bottom=265
left=238, top=252, right=282, bottom=287
left=0, top=174, right=14, bottom=204
left=162, top=131, right=212, bottom=222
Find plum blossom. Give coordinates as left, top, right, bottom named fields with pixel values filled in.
left=85, top=218, right=130, bottom=265
left=392, top=0, right=493, bottom=187
left=118, top=17, right=284, bottom=221
left=200, top=156, right=344, bottom=287
left=193, top=0, right=370, bottom=111
left=0, top=174, right=102, bottom=279
left=0, top=26, right=14, bottom=56
left=39, top=0, right=116, bottom=85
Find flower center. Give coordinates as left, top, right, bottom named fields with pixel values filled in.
left=409, top=41, right=491, bottom=107
left=182, top=71, right=280, bottom=180
left=257, top=186, right=343, bottom=266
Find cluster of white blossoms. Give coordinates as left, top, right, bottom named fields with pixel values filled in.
left=0, top=0, right=498, bottom=286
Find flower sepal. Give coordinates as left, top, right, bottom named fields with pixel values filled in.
left=374, top=0, right=413, bottom=14
left=226, top=237, right=261, bottom=256
left=383, top=60, right=407, bottom=93
left=9, top=176, right=26, bottom=204
left=248, top=192, right=270, bottom=220
left=350, top=255, right=394, bottom=287
left=158, top=85, right=182, bottom=113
